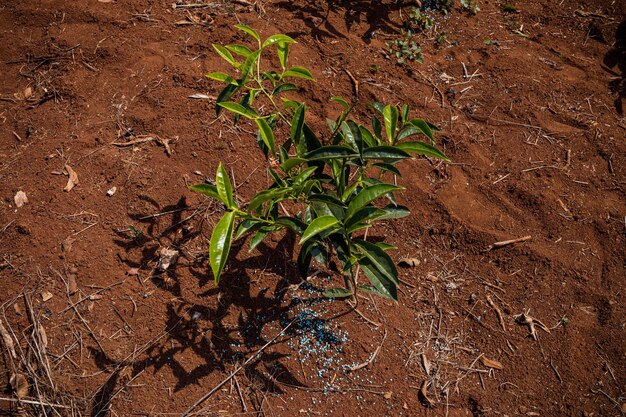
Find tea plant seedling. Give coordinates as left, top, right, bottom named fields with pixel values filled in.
left=386, top=34, right=424, bottom=65
left=192, top=25, right=447, bottom=300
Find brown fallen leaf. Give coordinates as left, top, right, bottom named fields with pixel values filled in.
left=421, top=353, right=432, bottom=376
left=14, top=191, right=28, bottom=208
left=64, top=164, right=79, bottom=192
left=126, top=267, right=140, bottom=276
left=38, top=324, right=48, bottom=348
left=0, top=319, right=16, bottom=358
left=157, top=248, right=179, bottom=271
left=13, top=303, right=22, bottom=316
left=418, top=380, right=435, bottom=408
left=62, top=236, right=75, bottom=255
left=398, top=257, right=421, bottom=267
left=384, top=391, right=392, bottom=400
left=480, top=356, right=503, bottom=370
left=68, top=273, right=78, bottom=294
left=41, top=291, right=53, bottom=302
left=10, top=372, right=29, bottom=398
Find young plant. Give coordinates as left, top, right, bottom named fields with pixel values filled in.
left=192, top=26, right=447, bottom=300
left=386, top=32, right=424, bottom=65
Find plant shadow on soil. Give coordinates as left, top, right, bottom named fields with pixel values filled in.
left=274, top=0, right=408, bottom=40
left=94, top=202, right=339, bottom=417
left=603, top=18, right=626, bottom=114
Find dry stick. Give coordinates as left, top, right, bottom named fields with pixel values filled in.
left=549, top=359, right=562, bottom=384
left=0, top=397, right=72, bottom=409
left=483, top=235, right=531, bottom=252
left=139, top=207, right=192, bottom=220
left=344, top=69, right=359, bottom=98
left=181, top=320, right=297, bottom=417
left=522, top=165, right=558, bottom=173
left=59, top=280, right=125, bottom=314
left=485, top=295, right=506, bottom=331
left=347, top=329, right=387, bottom=372
left=233, top=376, right=248, bottom=413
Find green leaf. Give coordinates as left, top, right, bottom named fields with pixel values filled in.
left=225, top=44, right=253, bottom=58
left=359, top=258, right=397, bottom=300
left=308, top=194, right=346, bottom=209
left=190, top=183, right=220, bottom=201
left=300, top=215, right=340, bottom=245
left=362, top=146, right=410, bottom=161
left=262, top=34, right=296, bottom=48
left=256, top=118, right=275, bottom=154
left=375, top=242, right=397, bottom=251
left=346, top=183, right=402, bottom=218
left=283, top=66, right=314, bottom=81
left=235, top=218, right=264, bottom=239
left=275, top=216, right=307, bottom=234
left=249, top=228, right=270, bottom=252
left=291, top=104, right=306, bottom=156
left=342, top=121, right=363, bottom=156
left=323, top=288, right=354, bottom=299
left=218, top=102, right=259, bottom=119
left=401, top=104, right=410, bottom=123
left=408, top=118, right=436, bottom=143
left=209, top=211, right=236, bottom=284
left=277, top=42, right=290, bottom=69
left=372, top=115, right=383, bottom=144
left=377, top=204, right=410, bottom=220
left=369, top=102, right=385, bottom=114
left=247, top=188, right=289, bottom=213
left=273, top=83, right=298, bottom=95
left=241, top=49, right=262, bottom=82
left=383, top=104, right=398, bottom=144
left=359, top=125, right=376, bottom=148
left=396, top=141, right=448, bottom=160
left=305, top=145, right=358, bottom=161
left=344, top=206, right=386, bottom=232
left=216, top=163, right=236, bottom=209
left=216, top=84, right=239, bottom=116
left=372, top=162, right=401, bottom=176
left=206, top=72, right=238, bottom=85
left=331, top=96, right=351, bottom=111
left=355, top=239, right=398, bottom=285
left=297, top=240, right=314, bottom=277
left=212, top=44, right=239, bottom=68
left=280, top=157, right=306, bottom=172
left=234, top=24, right=260, bottom=42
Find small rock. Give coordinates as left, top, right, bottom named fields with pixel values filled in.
left=14, top=191, right=28, bottom=208
left=41, top=291, right=53, bottom=302
left=106, top=186, right=117, bottom=196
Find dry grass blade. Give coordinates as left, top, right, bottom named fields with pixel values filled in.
left=0, top=318, right=17, bottom=358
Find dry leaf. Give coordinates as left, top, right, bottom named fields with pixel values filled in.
left=38, top=324, right=48, bottom=348
left=14, top=191, right=28, bottom=208
left=87, top=301, right=95, bottom=312
left=384, top=391, right=392, bottom=399
left=41, top=291, right=53, bottom=302
left=421, top=353, right=432, bottom=375
left=398, top=257, right=421, bottom=267
left=0, top=319, right=16, bottom=358
left=126, top=267, right=140, bottom=276
left=188, top=93, right=214, bottom=100
left=157, top=248, right=179, bottom=271
left=68, top=273, right=78, bottom=294
left=64, top=164, right=79, bottom=192
left=10, top=373, right=29, bottom=398
left=62, top=236, right=75, bottom=255
left=23, top=87, right=32, bottom=99
left=418, top=380, right=435, bottom=408
left=13, top=303, right=22, bottom=316
left=89, top=294, right=103, bottom=301
left=480, top=356, right=503, bottom=370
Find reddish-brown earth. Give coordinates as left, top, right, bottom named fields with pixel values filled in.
left=1, top=1, right=624, bottom=416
